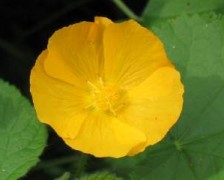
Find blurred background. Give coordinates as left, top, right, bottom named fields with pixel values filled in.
left=0, top=0, right=147, bottom=179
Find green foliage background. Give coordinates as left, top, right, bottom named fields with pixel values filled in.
left=1, top=0, right=224, bottom=179
left=0, top=80, right=47, bottom=180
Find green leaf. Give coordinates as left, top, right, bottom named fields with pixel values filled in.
left=0, top=80, right=47, bottom=180
left=55, top=172, right=71, bottom=180
left=142, top=0, right=224, bottom=26
left=108, top=14, right=224, bottom=180
left=78, top=172, right=122, bottom=180
left=209, top=168, right=224, bottom=180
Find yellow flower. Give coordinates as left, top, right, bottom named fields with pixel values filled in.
left=30, top=17, right=184, bottom=158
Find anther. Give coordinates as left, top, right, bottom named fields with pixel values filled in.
left=87, top=81, right=99, bottom=93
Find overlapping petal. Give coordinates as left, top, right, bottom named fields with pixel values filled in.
left=119, top=67, right=184, bottom=146
left=30, top=51, right=87, bottom=139
left=103, top=20, right=171, bottom=88
left=45, top=17, right=112, bottom=86
left=63, top=112, right=147, bottom=158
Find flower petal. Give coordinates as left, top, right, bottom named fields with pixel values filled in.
left=30, top=17, right=184, bottom=158
left=119, top=67, right=184, bottom=146
left=94, top=16, right=113, bottom=28
left=45, top=18, right=112, bottom=85
left=63, top=112, right=147, bottom=158
left=30, top=50, right=87, bottom=139
left=103, top=20, right=171, bottom=88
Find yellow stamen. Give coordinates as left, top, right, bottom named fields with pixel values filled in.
left=85, top=76, right=127, bottom=116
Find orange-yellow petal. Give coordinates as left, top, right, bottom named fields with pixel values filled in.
left=103, top=20, right=171, bottom=88
left=30, top=50, right=87, bottom=139
left=45, top=18, right=112, bottom=85
left=94, top=16, right=113, bottom=28
left=119, top=67, right=184, bottom=146
left=30, top=17, right=184, bottom=158
left=63, top=112, right=147, bottom=158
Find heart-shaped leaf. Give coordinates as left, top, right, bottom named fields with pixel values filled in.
left=0, top=80, right=47, bottom=180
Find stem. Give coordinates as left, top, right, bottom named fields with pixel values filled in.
left=75, top=154, right=89, bottom=177
left=0, top=38, right=31, bottom=60
left=112, top=0, right=142, bottom=21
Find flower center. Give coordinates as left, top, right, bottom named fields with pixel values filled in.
left=85, top=77, right=127, bottom=116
